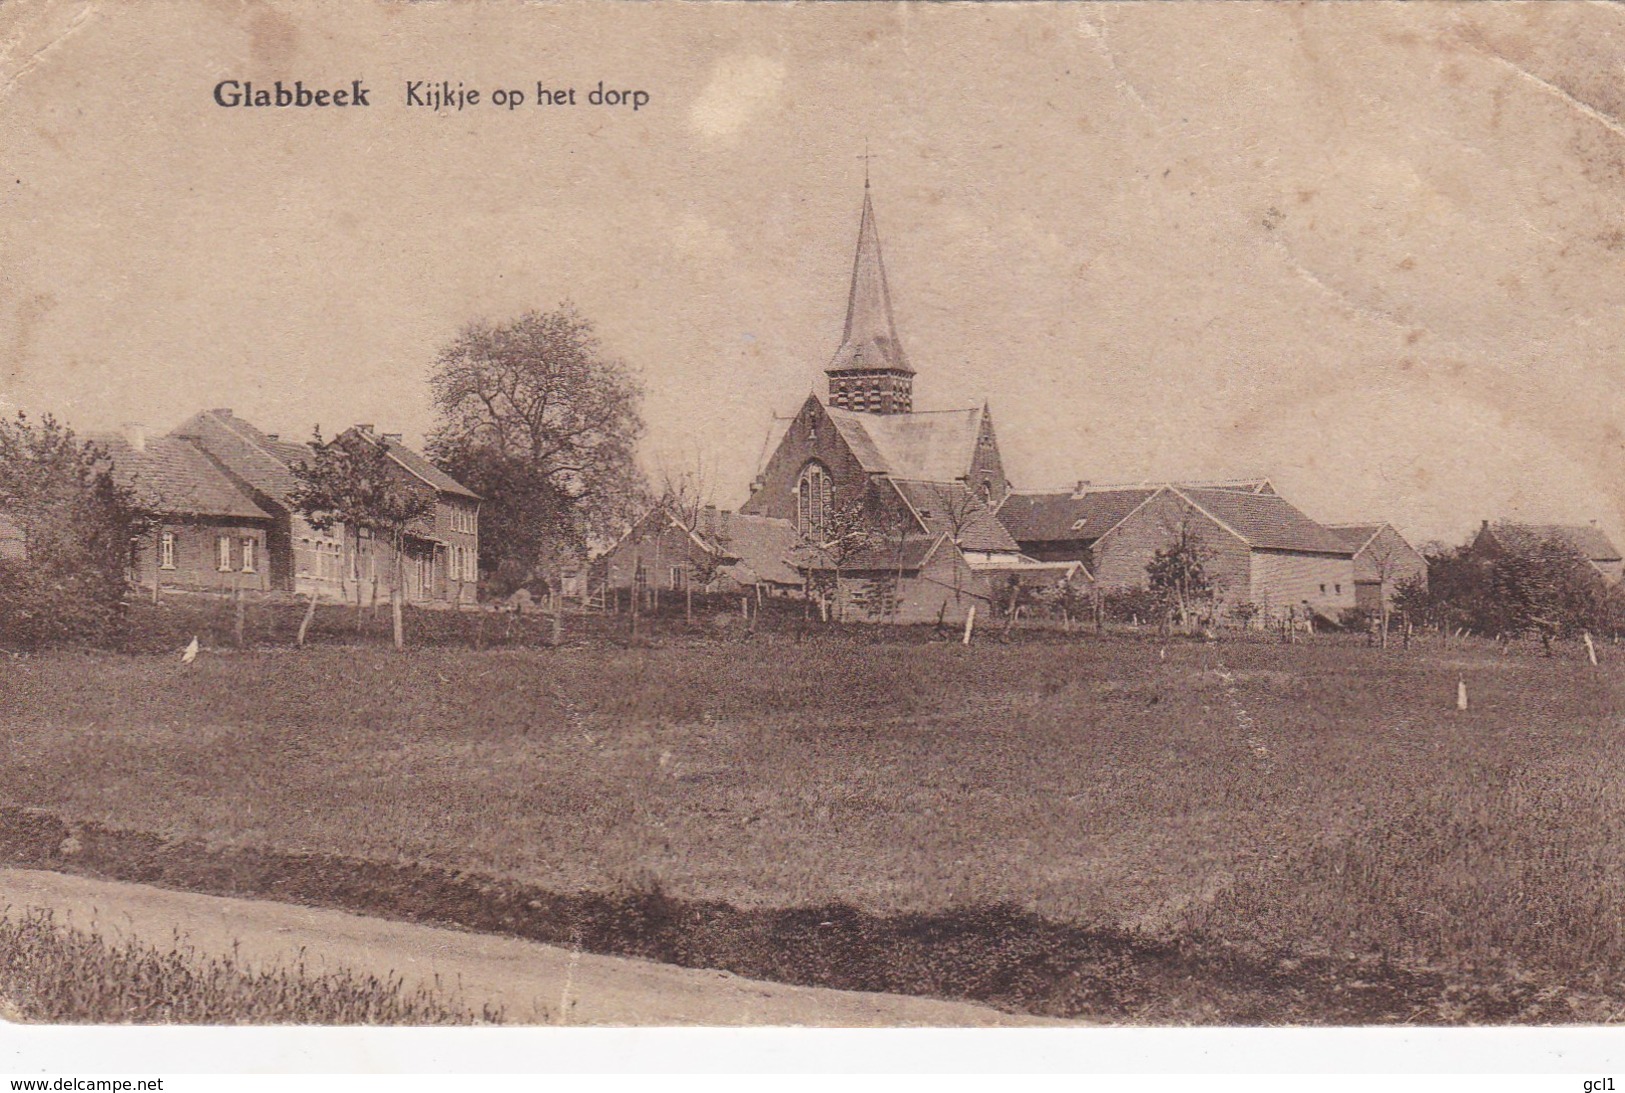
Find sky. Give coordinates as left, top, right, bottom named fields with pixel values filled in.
left=3, top=1, right=1625, bottom=548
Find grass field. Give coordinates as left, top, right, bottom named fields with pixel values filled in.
left=0, top=631, right=1621, bottom=1021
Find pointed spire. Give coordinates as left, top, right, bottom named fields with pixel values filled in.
left=828, top=184, right=913, bottom=376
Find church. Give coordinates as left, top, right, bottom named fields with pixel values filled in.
left=737, top=177, right=1366, bottom=626
left=739, top=180, right=1068, bottom=623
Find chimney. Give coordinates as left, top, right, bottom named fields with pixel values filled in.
left=121, top=422, right=147, bottom=452
left=1481, top=519, right=1490, bottom=532
left=1075, top=480, right=1090, bottom=493
left=702, top=504, right=718, bottom=537
left=383, top=432, right=403, bottom=444
left=749, top=475, right=765, bottom=494
left=356, top=424, right=374, bottom=435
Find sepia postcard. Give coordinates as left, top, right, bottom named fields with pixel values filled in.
left=2, top=0, right=1625, bottom=1081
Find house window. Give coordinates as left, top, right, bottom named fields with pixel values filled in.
left=670, top=565, right=685, bottom=590
left=241, top=538, right=256, bottom=573
left=797, top=462, right=832, bottom=539
left=159, top=532, right=176, bottom=570
left=217, top=536, right=232, bottom=572
left=634, top=564, right=648, bottom=594
left=464, top=547, right=477, bottom=582
left=1335, top=583, right=1342, bottom=595
left=1319, top=583, right=1327, bottom=594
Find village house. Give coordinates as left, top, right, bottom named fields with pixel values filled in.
left=92, top=425, right=278, bottom=595
left=0, top=411, right=482, bottom=605
left=172, top=410, right=350, bottom=601
left=1471, top=520, right=1624, bottom=584
left=599, top=503, right=802, bottom=607
left=997, top=480, right=1357, bottom=621
left=329, top=424, right=482, bottom=606
left=1325, top=522, right=1428, bottom=614
left=737, top=180, right=1065, bottom=623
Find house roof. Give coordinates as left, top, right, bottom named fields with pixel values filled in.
left=347, top=427, right=480, bottom=500
left=827, top=405, right=982, bottom=483
left=171, top=409, right=310, bottom=504
left=1175, top=487, right=1352, bottom=555
left=694, top=510, right=802, bottom=586
left=996, top=487, right=1158, bottom=545
left=792, top=533, right=943, bottom=573
left=94, top=435, right=274, bottom=521
left=890, top=479, right=1020, bottom=553
left=827, top=184, right=913, bottom=376
left=1326, top=523, right=1386, bottom=554
left=1484, top=522, right=1623, bottom=563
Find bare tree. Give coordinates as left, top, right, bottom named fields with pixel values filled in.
left=1146, top=506, right=1218, bottom=632
left=1361, top=528, right=1408, bottom=649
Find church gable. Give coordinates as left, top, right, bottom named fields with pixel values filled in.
left=967, top=407, right=1009, bottom=505
left=741, top=394, right=874, bottom=530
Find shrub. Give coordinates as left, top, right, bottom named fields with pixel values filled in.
left=0, top=413, right=148, bottom=651
left=1101, top=587, right=1163, bottom=625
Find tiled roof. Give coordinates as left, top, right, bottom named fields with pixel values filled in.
left=694, top=511, right=801, bottom=586
left=1487, top=522, right=1622, bottom=563
left=171, top=409, right=308, bottom=504
left=792, top=533, right=942, bottom=573
left=1326, top=523, right=1385, bottom=553
left=890, top=479, right=1019, bottom=552
left=94, top=435, right=274, bottom=521
left=373, top=435, right=480, bottom=500
left=996, top=487, right=1157, bottom=545
left=1176, top=487, right=1352, bottom=555
left=827, top=406, right=981, bottom=483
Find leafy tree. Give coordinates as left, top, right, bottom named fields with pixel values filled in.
left=1409, top=524, right=1622, bottom=649
left=289, top=429, right=435, bottom=650
left=0, top=412, right=149, bottom=650
left=427, top=305, right=647, bottom=594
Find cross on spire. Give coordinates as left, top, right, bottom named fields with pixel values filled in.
left=858, top=141, right=876, bottom=188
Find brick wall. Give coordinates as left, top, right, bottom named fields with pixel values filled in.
left=741, top=396, right=874, bottom=531
left=134, top=521, right=271, bottom=593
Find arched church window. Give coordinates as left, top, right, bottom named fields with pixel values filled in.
left=797, top=462, right=833, bottom=539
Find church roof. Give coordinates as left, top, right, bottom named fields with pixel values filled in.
left=827, top=405, right=982, bottom=483
left=827, top=184, right=912, bottom=376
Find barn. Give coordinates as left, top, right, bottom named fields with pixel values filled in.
left=1326, top=522, right=1428, bottom=614
left=999, top=480, right=1357, bottom=622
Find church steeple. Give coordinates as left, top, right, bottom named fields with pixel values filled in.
left=826, top=179, right=914, bottom=414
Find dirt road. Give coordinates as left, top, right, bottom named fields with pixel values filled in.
left=0, top=868, right=1050, bottom=1025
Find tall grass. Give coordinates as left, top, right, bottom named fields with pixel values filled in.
left=0, top=908, right=501, bottom=1024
